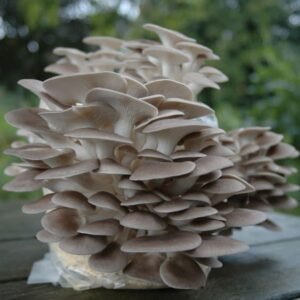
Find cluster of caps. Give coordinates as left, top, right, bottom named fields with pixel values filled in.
left=45, top=24, right=228, bottom=99
left=3, top=24, right=298, bottom=290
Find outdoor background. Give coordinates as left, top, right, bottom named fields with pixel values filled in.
left=0, top=0, right=299, bottom=213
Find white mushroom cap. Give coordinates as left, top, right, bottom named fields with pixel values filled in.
left=143, top=24, right=195, bottom=47
left=43, top=72, right=127, bottom=106
left=86, top=88, right=158, bottom=137
left=83, top=36, right=123, bottom=50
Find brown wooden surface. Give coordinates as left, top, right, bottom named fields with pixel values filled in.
left=1, top=200, right=300, bottom=300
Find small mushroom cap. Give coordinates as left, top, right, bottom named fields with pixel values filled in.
left=5, top=108, right=49, bottom=132
left=88, top=192, right=124, bottom=211
left=121, top=192, right=162, bottom=206
left=118, top=178, right=146, bottom=191
left=41, top=208, right=81, bottom=237
left=83, top=36, right=122, bottom=49
left=78, top=220, right=121, bottom=236
left=182, top=192, right=211, bottom=205
left=176, top=41, right=214, bottom=57
left=98, top=158, right=131, bottom=175
left=3, top=169, right=43, bottom=192
left=59, top=234, right=107, bottom=255
left=199, top=66, right=228, bottom=82
left=124, top=253, right=164, bottom=284
left=125, top=76, right=149, bottom=98
left=189, top=156, right=233, bottom=177
left=187, top=236, right=249, bottom=257
left=184, top=72, right=220, bottom=89
left=120, top=211, right=167, bottom=230
left=143, top=24, right=195, bottom=46
left=51, top=191, right=94, bottom=211
left=22, top=193, right=56, bottom=214
left=137, top=149, right=171, bottom=161
left=89, top=242, right=127, bottom=273
left=203, top=178, right=247, bottom=194
left=36, top=229, right=63, bottom=243
left=121, top=231, right=202, bottom=253
left=154, top=200, right=190, bottom=213
left=146, top=79, right=193, bottom=100
left=43, top=72, right=127, bottom=105
left=182, top=219, right=225, bottom=233
left=130, top=161, right=195, bottom=181
left=160, top=254, right=206, bottom=289
left=268, top=143, right=299, bottom=160
left=160, top=98, right=213, bottom=118
left=169, top=207, right=218, bottom=221
left=225, top=208, right=267, bottom=227
left=143, top=45, right=190, bottom=64
left=171, top=151, right=206, bottom=161
left=196, top=257, right=223, bottom=268
left=35, top=159, right=99, bottom=180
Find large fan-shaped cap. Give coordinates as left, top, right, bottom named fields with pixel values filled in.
left=225, top=208, right=266, bottom=227
left=41, top=208, right=81, bottom=237
left=59, top=234, right=107, bottom=255
left=51, top=191, right=94, bottom=211
left=130, top=160, right=195, bottom=181
left=160, top=254, right=206, bottom=289
left=145, top=79, right=193, bottom=100
left=78, top=220, right=121, bottom=236
left=188, top=236, right=249, bottom=257
left=35, top=159, right=99, bottom=180
left=121, top=231, right=202, bottom=253
left=124, top=253, right=164, bottom=284
left=89, top=242, right=127, bottom=273
left=120, top=211, right=167, bottom=230
left=22, top=193, right=56, bottom=214
left=43, top=72, right=127, bottom=105
left=143, top=24, right=195, bottom=46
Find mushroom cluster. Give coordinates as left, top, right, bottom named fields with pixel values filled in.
left=3, top=24, right=298, bottom=290
left=45, top=24, right=228, bottom=99
left=219, top=127, right=299, bottom=231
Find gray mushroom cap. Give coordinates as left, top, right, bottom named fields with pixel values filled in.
left=121, top=231, right=202, bottom=253
left=225, top=208, right=267, bottom=227
left=160, top=253, right=206, bottom=289
left=59, top=234, right=107, bottom=255
left=22, top=193, right=56, bottom=214
left=78, top=219, right=121, bottom=236
left=89, top=242, right=127, bottom=273
left=120, top=211, right=167, bottom=230
left=36, top=229, right=63, bottom=243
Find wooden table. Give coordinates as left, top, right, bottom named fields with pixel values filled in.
left=1, top=200, right=300, bottom=300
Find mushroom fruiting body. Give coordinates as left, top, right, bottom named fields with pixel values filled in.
left=4, top=23, right=298, bottom=290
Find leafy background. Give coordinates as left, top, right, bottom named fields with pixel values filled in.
left=0, top=0, right=299, bottom=213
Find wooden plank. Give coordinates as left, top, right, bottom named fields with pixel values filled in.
left=0, top=238, right=300, bottom=300
left=0, top=239, right=47, bottom=282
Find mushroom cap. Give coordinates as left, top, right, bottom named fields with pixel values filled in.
left=83, top=36, right=123, bottom=49
left=59, top=234, right=107, bottom=255
left=51, top=191, right=94, bottom=211
left=121, top=192, right=162, bottom=206
left=130, top=161, right=195, bottom=181
left=169, top=207, right=218, bottom=221
left=124, top=253, right=164, bottom=284
left=43, top=72, right=127, bottom=105
left=22, top=193, right=56, bottom=214
left=121, top=231, right=202, bottom=253
left=98, top=158, right=131, bottom=175
left=3, top=169, right=44, bottom=192
left=225, top=209, right=267, bottom=227
left=188, top=236, right=249, bottom=257
left=36, top=229, right=63, bottom=243
left=182, top=219, right=225, bottom=233
left=145, top=79, right=193, bottom=100
left=78, top=220, right=121, bottom=236
left=137, top=149, right=172, bottom=161
left=184, top=72, right=220, bottom=89
left=41, top=208, right=81, bottom=237
left=153, top=200, right=190, bottom=213
left=35, top=159, right=99, bottom=180
left=160, top=254, right=206, bottom=289
left=89, top=242, right=127, bottom=273
left=143, top=45, right=190, bottom=64
left=120, top=211, right=167, bottom=230
left=203, top=178, right=247, bottom=194
left=88, top=192, right=125, bottom=213
left=143, top=24, right=195, bottom=46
